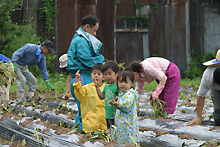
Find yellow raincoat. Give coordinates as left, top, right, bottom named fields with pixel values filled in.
left=73, top=81, right=107, bottom=133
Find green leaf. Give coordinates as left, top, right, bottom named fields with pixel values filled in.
left=22, top=139, right=26, bottom=146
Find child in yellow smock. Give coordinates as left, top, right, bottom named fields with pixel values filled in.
left=73, top=63, right=107, bottom=133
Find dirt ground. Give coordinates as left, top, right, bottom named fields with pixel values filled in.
left=0, top=137, right=30, bottom=147
left=2, top=88, right=218, bottom=147
left=5, top=90, right=135, bottom=147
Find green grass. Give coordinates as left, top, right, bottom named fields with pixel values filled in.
left=180, top=77, right=201, bottom=87
left=10, top=74, right=202, bottom=93
left=10, top=73, right=69, bottom=93
left=141, top=77, right=201, bottom=92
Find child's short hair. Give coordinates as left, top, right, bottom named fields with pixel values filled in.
left=91, top=63, right=103, bottom=72
left=213, top=66, right=220, bottom=86
left=117, top=71, right=134, bottom=83
left=102, top=60, right=119, bottom=73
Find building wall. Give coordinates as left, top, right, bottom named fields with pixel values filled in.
left=165, top=0, right=190, bottom=76
left=55, top=0, right=219, bottom=77
left=204, top=7, right=220, bottom=54
left=190, top=1, right=204, bottom=57
left=12, top=0, right=220, bottom=77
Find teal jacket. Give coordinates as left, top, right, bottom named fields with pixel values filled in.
left=67, top=28, right=104, bottom=74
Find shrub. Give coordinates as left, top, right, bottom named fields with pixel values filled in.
left=185, top=48, right=215, bottom=79
left=0, top=0, right=56, bottom=77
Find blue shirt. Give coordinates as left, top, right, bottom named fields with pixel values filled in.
left=0, top=54, right=10, bottom=63
left=11, top=43, right=49, bottom=81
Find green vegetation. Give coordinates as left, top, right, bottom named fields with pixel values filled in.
left=0, top=104, right=14, bottom=113
left=150, top=99, right=168, bottom=118
left=39, top=0, right=57, bottom=40
left=89, top=126, right=116, bottom=143
left=0, top=0, right=40, bottom=58
left=184, top=48, right=216, bottom=79
left=136, top=0, right=165, bottom=28
left=9, top=74, right=202, bottom=94
left=0, top=0, right=56, bottom=78
left=141, top=77, right=201, bottom=92
left=0, top=61, right=14, bottom=88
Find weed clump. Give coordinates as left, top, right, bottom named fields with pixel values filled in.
left=150, top=98, right=168, bottom=118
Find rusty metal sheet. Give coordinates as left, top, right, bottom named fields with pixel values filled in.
left=148, top=4, right=166, bottom=57
left=166, top=0, right=189, bottom=76
left=116, top=32, right=143, bottom=65
left=117, top=0, right=135, bottom=5
left=96, top=2, right=115, bottom=60
left=76, top=4, right=96, bottom=27
left=116, top=5, right=136, bottom=16
left=58, top=0, right=75, bottom=5
left=77, top=0, right=96, bottom=5
left=139, top=0, right=158, bottom=5
left=97, top=0, right=114, bottom=4
left=54, top=0, right=190, bottom=77
left=174, top=0, right=188, bottom=3
left=57, top=0, right=75, bottom=56
left=189, top=1, right=204, bottom=56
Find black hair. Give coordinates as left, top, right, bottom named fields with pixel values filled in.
left=102, top=60, right=119, bottom=73
left=125, top=60, right=143, bottom=73
left=81, top=15, right=100, bottom=28
left=213, top=66, right=220, bottom=86
left=117, top=71, right=134, bottom=87
left=91, top=63, right=103, bottom=72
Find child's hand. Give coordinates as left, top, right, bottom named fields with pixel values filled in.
left=113, top=96, right=118, bottom=101
left=75, top=70, right=80, bottom=83
left=109, top=99, right=119, bottom=107
left=94, top=81, right=100, bottom=88
left=109, top=99, right=115, bottom=105
left=94, top=78, right=100, bottom=86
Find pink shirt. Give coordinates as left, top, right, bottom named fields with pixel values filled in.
left=135, top=57, right=170, bottom=94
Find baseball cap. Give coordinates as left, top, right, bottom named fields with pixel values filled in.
left=42, top=40, right=55, bottom=53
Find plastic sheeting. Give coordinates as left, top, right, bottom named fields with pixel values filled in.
left=0, top=87, right=219, bottom=146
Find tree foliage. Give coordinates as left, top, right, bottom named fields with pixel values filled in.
left=0, top=0, right=40, bottom=58
left=0, top=0, right=57, bottom=77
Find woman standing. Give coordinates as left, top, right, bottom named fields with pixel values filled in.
left=126, top=57, right=180, bottom=114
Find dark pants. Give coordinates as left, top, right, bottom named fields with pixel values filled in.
left=106, top=119, right=114, bottom=134
left=211, top=89, right=220, bottom=126
left=106, top=119, right=114, bottom=129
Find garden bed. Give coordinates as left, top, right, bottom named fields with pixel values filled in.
left=0, top=87, right=219, bottom=147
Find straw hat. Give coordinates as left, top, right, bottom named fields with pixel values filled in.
left=59, top=54, right=67, bottom=68
left=203, top=49, right=220, bottom=66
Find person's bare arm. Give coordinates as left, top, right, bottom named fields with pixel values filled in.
left=65, top=73, right=72, bottom=94
left=158, top=75, right=167, bottom=86
left=95, top=83, right=105, bottom=100
left=187, top=96, right=205, bottom=126
left=63, top=73, right=73, bottom=100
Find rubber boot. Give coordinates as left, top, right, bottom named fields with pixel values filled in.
left=26, top=91, right=35, bottom=97
left=16, top=91, right=25, bottom=99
